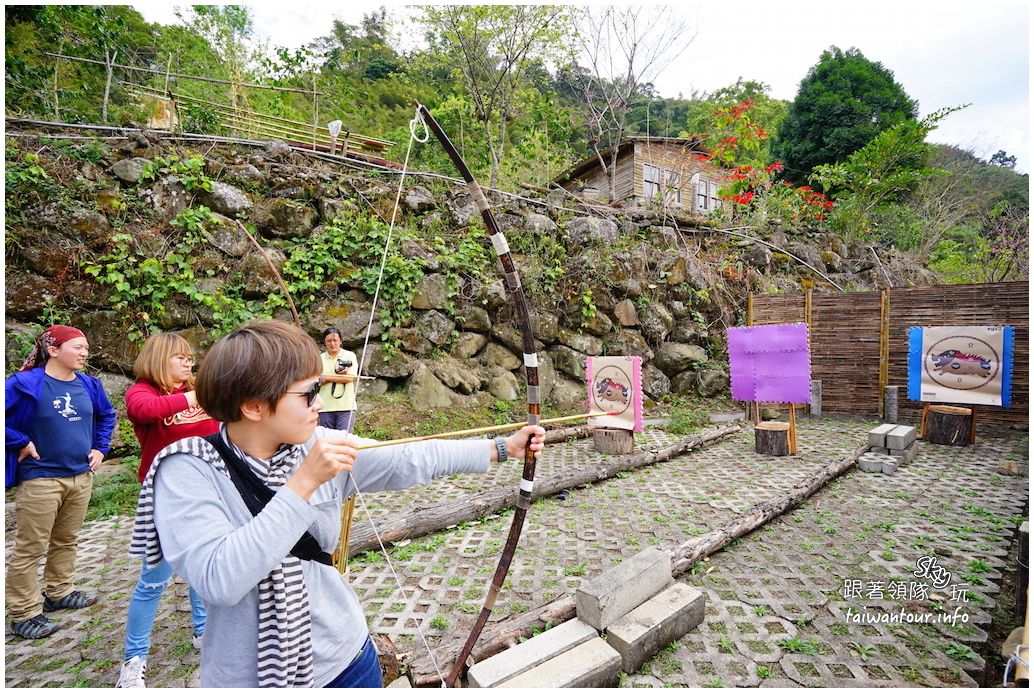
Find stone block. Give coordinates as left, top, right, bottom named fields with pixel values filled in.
left=499, top=637, right=621, bottom=688
left=881, top=460, right=898, bottom=474
left=871, top=446, right=890, bottom=455
left=889, top=442, right=918, bottom=464
left=468, top=619, right=598, bottom=688
left=386, top=675, right=411, bottom=688
left=886, top=425, right=917, bottom=450
left=857, top=455, right=883, bottom=473
left=606, top=583, right=705, bottom=673
left=868, top=424, right=896, bottom=448
left=576, top=547, right=673, bottom=630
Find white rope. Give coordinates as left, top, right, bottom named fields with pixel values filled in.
left=349, top=106, right=446, bottom=686
left=1004, top=643, right=1028, bottom=686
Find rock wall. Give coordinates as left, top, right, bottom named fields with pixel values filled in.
left=4, top=129, right=939, bottom=423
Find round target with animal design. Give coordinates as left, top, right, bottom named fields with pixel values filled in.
left=923, top=335, right=1000, bottom=391
left=590, top=365, right=632, bottom=416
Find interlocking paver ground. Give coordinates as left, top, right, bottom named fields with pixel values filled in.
left=4, top=416, right=1027, bottom=688
left=623, top=428, right=1028, bottom=688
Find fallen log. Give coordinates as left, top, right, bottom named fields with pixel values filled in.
left=347, top=425, right=740, bottom=558
left=407, top=441, right=867, bottom=686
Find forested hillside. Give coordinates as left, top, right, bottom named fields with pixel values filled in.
left=5, top=5, right=1027, bottom=283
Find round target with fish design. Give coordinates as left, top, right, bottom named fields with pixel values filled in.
left=590, top=365, right=632, bottom=416
left=923, top=335, right=1000, bottom=391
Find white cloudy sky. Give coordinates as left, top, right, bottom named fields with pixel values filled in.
left=134, top=2, right=1030, bottom=172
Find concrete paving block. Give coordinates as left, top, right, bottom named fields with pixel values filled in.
left=868, top=423, right=896, bottom=448
left=889, top=442, right=918, bottom=464
left=576, top=547, right=673, bottom=630
left=858, top=456, right=883, bottom=473
left=606, top=583, right=705, bottom=673
left=499, top=637, right=622, bottom=688
left=887, top=425, right=917, bottom=450
left=468, top=618, right=598, bottom=687
left=870, top=446, right=890, bottom=455
left=881, top=460, right=899, bottom=474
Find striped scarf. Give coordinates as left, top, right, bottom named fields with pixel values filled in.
left=129, top=431, right=314, bottom=687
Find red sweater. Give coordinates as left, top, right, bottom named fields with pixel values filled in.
left=125, top=380, right=219, bottom=481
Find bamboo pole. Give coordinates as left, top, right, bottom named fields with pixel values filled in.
left=878, top=288, right=890, bottom=418
left=312, top=73, right=318, bottom=152
left=44, top=52, right=321, bottom=94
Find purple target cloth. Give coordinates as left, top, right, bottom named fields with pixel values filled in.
left=727, top=323, right=812, bottom=403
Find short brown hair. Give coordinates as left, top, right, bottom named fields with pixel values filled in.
left=133, top=333, right=196, bottom=393
left=195, top=320, right=321, bottom=422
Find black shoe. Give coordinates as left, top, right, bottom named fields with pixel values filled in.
left=43, top=590, right=97, bottom=611
left=11, top=614, right=60, bottom=639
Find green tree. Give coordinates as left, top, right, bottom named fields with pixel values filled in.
left=177, top=5, right=259, bottom=114
left=810, top=105, right=965, bottom=243
left=772, top=46, right=918, bottom=184
left=682, top=79, right=788, bottom=167
left=319, top=10, right=401, bottom=80
left=420, top=5, right=571, bottom=187
left=989, top=149, right=1017, bottom=169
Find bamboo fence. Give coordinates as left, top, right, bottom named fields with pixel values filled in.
left=750, top=282, right=1028, bottom=429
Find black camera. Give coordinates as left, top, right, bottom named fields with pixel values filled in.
left=334, top=358, right=353, bottom=374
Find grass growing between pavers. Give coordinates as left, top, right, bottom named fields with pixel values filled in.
left=621, top=429, right=1027, bottom=688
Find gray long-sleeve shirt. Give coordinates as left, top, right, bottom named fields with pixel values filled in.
left=153, top=426, right=492, bottom=687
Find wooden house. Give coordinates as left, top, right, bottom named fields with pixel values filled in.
left=554, top=137, right=724, bottom=213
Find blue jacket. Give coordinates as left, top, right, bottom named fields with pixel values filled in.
left=5, top=367, right=116, bottom=488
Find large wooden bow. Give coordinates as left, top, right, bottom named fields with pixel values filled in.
left=415, top=103, right=542, bottom=686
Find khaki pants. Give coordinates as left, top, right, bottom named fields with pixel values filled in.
left=6, top=472, right=93, bottom=622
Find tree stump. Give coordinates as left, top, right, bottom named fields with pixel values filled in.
left=925, top=405, right=973, bottom=446
left=593, top=427, right=634, bottom=454
left=754, top=422, right=790, bottom=456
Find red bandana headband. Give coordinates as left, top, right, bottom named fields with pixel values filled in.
left=20, top=325, right=87, bottom=372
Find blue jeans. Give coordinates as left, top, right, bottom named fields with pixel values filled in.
left=319, top=410, right=355, bottom=432
left=325, top=636, right=382, bottom=687
left=123, top=558, right=206, bottom=661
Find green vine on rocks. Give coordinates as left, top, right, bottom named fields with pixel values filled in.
left=280, top=212, right=425, bottom=340
left=82, top=205, right=254, bottom=341
left=140, top=154, right=213, bottom=192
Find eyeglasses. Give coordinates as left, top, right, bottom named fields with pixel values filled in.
left=286, top=380, right=322, bottom=407
left=173, top=354, right=195, bottom=366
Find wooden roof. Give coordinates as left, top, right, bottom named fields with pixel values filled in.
left=555, top=136, right=707, bottom=184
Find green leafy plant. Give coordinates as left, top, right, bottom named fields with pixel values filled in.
left=848, top=641, right=877, bottom=661
left=141, top=154, right=213, bottom=191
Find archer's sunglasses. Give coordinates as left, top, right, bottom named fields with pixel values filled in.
left=287, top=380, right=322, bottom=407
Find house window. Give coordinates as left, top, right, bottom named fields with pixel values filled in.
left=691, top=173, right=720, bottom=213
left=643, top=164, right=661, bottom=198
left=663, top=169, right=682, bottom=204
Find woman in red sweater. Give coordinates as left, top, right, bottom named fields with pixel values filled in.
left=117, top=333, right=218, bottom=688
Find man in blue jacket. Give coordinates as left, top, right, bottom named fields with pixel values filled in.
left=5, top=325, right=116, bottom=639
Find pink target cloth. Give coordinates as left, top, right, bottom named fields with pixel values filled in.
left=727, top=323, right=811, bottom=403
left=586, top=356, right=644, bottom=432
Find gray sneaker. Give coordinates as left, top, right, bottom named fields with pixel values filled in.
left=10, top=614, right=59, bottom=639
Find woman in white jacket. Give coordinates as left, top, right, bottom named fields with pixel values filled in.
left=130, top=320, right=544, bottom=687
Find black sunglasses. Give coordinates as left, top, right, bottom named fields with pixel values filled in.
left=287, top=380, right=322, bottom=407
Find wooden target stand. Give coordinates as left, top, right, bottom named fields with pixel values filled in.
left=919, top=403, right=977, bottom=446
left=751, top=402, right=798, bottom=456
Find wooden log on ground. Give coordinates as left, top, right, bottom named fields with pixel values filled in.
left=372, top=633, right=401, bottom=685
left=406, top=441, right=868, bottom=686
left=755, top=422, right=790, bottom=456
left=345, top=425, right=741, bottom=558
left=593, top=427, right=634, bottom=454
left=925, top=405, right=973, bottom=446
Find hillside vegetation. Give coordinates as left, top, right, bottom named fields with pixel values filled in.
left=5, top=5, right=1027, bottom=286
